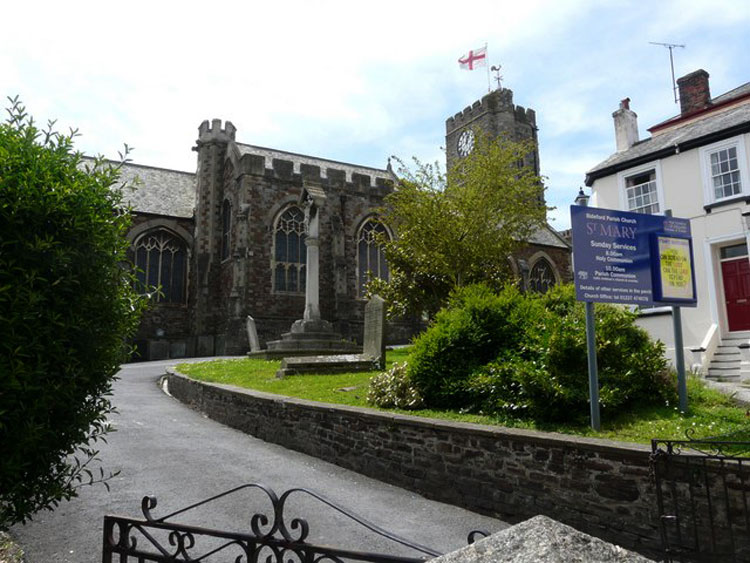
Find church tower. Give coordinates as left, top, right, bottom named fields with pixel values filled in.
left=444, top=87, right=570, bottom=292
left=445, top=88, right=539, bottom=175
left=191, top=119, right=236, bottom=355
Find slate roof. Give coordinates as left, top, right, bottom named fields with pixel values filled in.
left=118, top=162, right=196, bottom=218
left=81, top=158, right=197, bottom=218
left=236, top=143, right=394, bottom=185
left=528, top=224, right=570, bottom=249
left=586, top=83, right=750, bottom=185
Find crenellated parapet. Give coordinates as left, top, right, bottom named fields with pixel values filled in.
left=445, top=88, right=536, bottom=135
left=196, top=119, right=236, bottom=145
left=235, top=144, right=394, bottom=193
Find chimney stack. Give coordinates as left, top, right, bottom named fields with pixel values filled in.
left=613, top=98, right=639, bottom=152
left=677, top=69, right=711, bottom=116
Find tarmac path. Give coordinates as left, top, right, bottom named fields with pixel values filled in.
left=11, top=358, right=506, bottom=562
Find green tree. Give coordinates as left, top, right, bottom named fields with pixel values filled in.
left=369, top=132, right=547, bottom=317
left=0, top=98, right=144, bottom=529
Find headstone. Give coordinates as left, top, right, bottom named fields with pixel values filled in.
left=246, top=315, right=261, bottom=353
left=363, top=295, right=386, bottom=369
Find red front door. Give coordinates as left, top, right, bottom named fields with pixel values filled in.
left=722, top=257, right=750, bottom=331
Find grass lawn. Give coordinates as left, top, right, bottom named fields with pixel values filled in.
left=176, top=348, right=750, bottom=446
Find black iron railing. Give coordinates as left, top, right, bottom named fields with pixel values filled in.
left=651, top=434, right=750, bottom=562
left=103, top=483, right=488, bottom=563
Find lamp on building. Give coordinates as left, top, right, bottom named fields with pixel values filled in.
left=574, top=187, right=590, bottom=207
left=155, top=328, right=165, bottom=338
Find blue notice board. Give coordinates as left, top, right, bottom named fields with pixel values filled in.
left=570, top=205, right=697, bottom=307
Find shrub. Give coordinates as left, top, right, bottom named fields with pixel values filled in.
left=0, top=99, right=144, bottom=528
left=407, top=284, right=544, bottom=408
left=367, top=362, right=424, bottom=409
left=409, top=284, right=673, bottom=422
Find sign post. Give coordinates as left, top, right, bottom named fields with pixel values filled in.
left=570, top=205, right=697, bottom=426
left=584, top=301, right=600, bottom=430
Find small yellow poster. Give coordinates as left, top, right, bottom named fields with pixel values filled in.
left=658, top=236, right=694, bottom=300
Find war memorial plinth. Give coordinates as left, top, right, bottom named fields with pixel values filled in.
left=249, top=185, right=359, bottom=360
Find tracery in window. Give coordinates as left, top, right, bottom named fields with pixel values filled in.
left=221, top=199, right=231, bottom=260
left=134, top=229, right=187, bottom=303
left=529, top=258, right=556, bottom=294
left=273, top=206, right=307, bottom=293
left=357, top=218, right=390, bottom=296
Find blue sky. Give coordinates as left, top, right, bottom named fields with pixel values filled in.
left=3, top=0, right=749, bottom=230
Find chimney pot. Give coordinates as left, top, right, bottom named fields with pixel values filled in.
left=677, top=69, right=711, bottom=116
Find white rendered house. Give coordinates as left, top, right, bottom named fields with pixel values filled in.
left=586, top=69, right=750, bottom=381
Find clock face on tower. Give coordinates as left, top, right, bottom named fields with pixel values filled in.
left=457, top=129, right=475, bottom=157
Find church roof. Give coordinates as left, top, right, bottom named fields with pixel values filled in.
left=81, top=158, right=197, bottom=218
left=528, top=224, right=570, bottom=249
left=118, top=162, right=196, bottom=218
left=236, top=143, right=394, bottom=185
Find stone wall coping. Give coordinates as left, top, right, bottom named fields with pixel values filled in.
left=166, top=369, right=652, bottom=459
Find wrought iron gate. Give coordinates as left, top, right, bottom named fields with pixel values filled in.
left=651, top=436, right=750, bottom=562
left=103, top=483, right=487, bottom=563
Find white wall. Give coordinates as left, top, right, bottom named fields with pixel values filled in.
left=589, top=131, right=750, bottom=367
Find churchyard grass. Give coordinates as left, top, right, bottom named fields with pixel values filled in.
left=176, top=348, right=750, bottom=445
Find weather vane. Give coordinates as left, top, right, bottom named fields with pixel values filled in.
left=490, top=65, right=503, bottom=90
left=649, top=41, right=686, bottom=104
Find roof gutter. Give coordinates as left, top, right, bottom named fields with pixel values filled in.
left=585, top=120, right=750, bottom=186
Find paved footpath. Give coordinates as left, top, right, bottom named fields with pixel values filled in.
left=11, top=358, right=506, bottom=562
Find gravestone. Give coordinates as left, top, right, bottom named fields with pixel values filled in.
left=362, top=295, right=386, bottom=369
left=246, top=315, right=261, bottom=353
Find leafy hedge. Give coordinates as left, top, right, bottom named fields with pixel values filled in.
left=0, top=99, right=144, bottom=528
left=407, top=284, right=673, bottom=423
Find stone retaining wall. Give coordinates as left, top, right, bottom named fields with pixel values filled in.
left=166, top=371, right=662, bottom=559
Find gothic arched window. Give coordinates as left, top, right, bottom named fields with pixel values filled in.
left=273, top=206, right=307, bottom=293
left=134, top=229, right=188, bottom=303
left=221, top=199, right=231, bottom=261
left=529, top=257, right=556, bottom=294
left=357, top=218, right=390, bottom=296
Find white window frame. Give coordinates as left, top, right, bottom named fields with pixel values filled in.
left=617, top=160, right=665, bottom=215
left=700, top=135, right=749, bottom=205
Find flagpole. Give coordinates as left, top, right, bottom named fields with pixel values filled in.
left=485, top=42, right=490, bottom=92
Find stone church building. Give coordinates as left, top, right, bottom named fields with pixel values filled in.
left=122, top=87, right=570, bottom=360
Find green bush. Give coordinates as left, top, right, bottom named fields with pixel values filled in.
left=408, top=284, right=673, bottom=422
left=367, top=362, right=424, bottom=409
left=0, top=99, right=144, bottom=528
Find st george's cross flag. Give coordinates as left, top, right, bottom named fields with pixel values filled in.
left=458, top=47, right=487, bottom=70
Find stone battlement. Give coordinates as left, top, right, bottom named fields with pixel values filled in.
left=197, top=119, right=237, bottom=142
left=445, top=88, right=536, bottom=134
left=235, top=143, right=394, bottom=190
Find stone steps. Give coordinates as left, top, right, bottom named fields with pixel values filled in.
left=705, top=332, right=750, bottom=382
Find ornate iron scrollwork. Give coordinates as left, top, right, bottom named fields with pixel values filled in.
left=103, top=483, right=483, bottom=563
